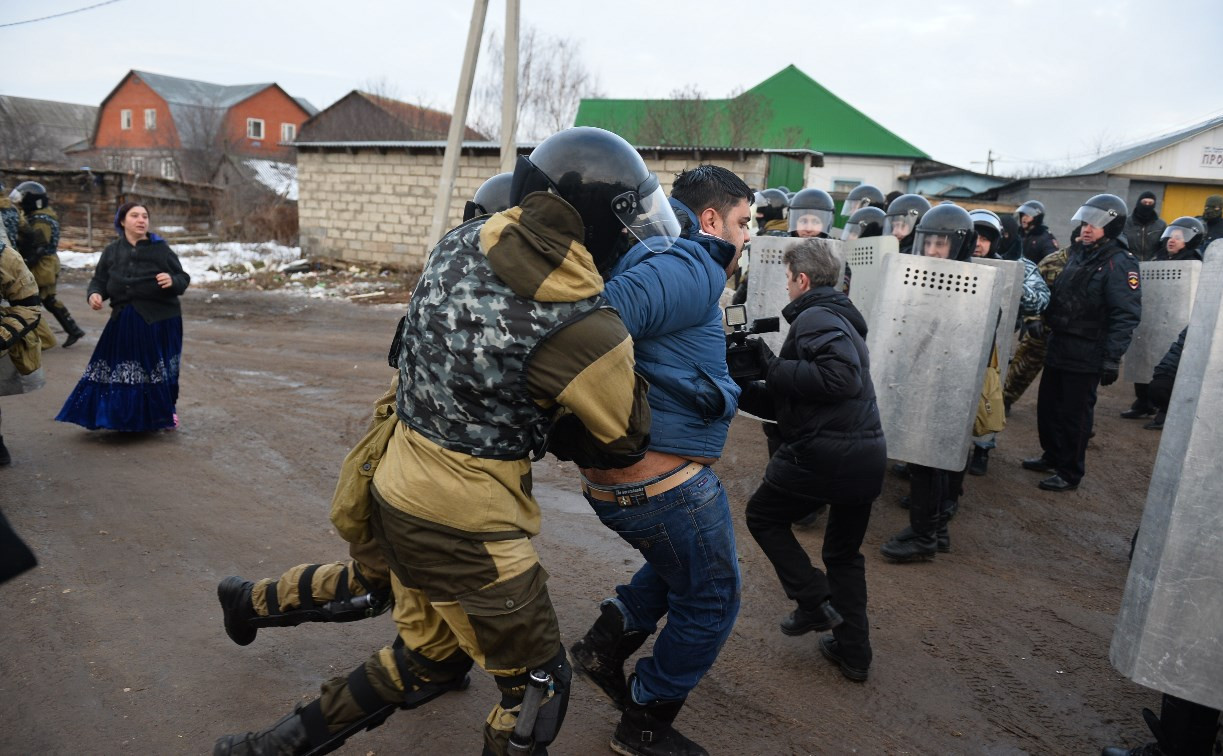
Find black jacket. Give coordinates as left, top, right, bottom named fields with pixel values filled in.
left=738, top=287, right=886, bottom=501
left=1198, top=216, right=1223, bottom=251
left=1123, top=216, right=1167, bottom=261
left=1153, top=244, right=1203, bottom=262
left=87, top=235, right=190, bottom=324
left=1043, top=238, right=1142, bottom=373
left=1153, top=327, right=1186, bottom=380
left=1022, top=224, right=1059, bottom=265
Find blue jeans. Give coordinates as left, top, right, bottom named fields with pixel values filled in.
left=582, top=465, right=740, bottom=703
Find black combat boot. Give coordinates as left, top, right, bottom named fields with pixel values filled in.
left=882, top=476, right=940, bottom=562
left=1144, top=411, right=1166, bottom=430
left=780, top=600, right=842, bottom=636
left=213, top=704, right=310, bottom=756
left=612, top=681, right=707, bottom=756
left=968, top=446, right=989, bottom=476
left=48, top=303, right=85, bottom=348
left=217, top=576, right=258, bottom=646
left=1120, top=398, right=1156, bottom=419
left=1101, top=695, right=1221, bottom=756
left=0, top=436, right=11, bottom=466
left=888, top=524, right=949, bottom=553
left=569, top=601, right=648, bottom=709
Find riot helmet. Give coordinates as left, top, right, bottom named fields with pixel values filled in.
left=1071, top=193, right=1127, bottom=238
left=843, top=184, right=886, bottom=215
left=463, top=171, right=513, bottom=222
left=840, top=206, right=885, bottom=241
left=883, top=193, right=931, bottom=241
left=10, top=181, right=48, bottom=213
left=1016, top=199, right=1046, bottom=230
left=1160, top=216, right=1206, bottom=251
left=510, top=127, right=680, bottom=272
left=969, top=209, right=1003, bottom=257
left=914, top=203, right=975, bottom=262
left=755, top=188, right=789, bottom=226
left=788, top=188, right=836, bottom=237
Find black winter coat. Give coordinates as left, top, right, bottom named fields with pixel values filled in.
left=1123, top=216, right=1167, bottom=261
left=1022, top=225, right=1059, bottom=265
left=1153, top=327, right=1186, bottom=380
left=738, top=287, right=886, bottom=502
left=87, top=235, right=191, bottom=324
left=1044, top=238, right=1141, bottom=373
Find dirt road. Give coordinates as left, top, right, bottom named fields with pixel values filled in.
left=1, top=272, right=1165, bottom=754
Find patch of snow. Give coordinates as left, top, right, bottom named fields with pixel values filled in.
left=60, top=242, right=303, bottom=283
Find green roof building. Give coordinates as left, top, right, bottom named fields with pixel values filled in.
left=575, top=64, right=927, bottom=195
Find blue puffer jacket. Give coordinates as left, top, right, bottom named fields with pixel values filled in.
left=602, top=198, right=740, bottom=458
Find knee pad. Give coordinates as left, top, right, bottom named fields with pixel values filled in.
left=391, top=638, right=473, bottom=707
left=495, top=650, right=571, bottom=749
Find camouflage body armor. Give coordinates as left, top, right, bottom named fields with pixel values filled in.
left=397, top=218, right=602, bottom=459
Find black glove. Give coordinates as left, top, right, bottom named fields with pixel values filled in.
left=748, top=336, right=776, bottom=376
left=1021, top=318, right=1044, bottom=341
left=1100, top=360, right=1120, bottom=386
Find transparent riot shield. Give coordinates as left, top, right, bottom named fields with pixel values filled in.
left=1122, top=260, right=1202, bottom=383
left=745, top=235, right=845, bottom=353
left=842, top=235, right=899, bottom=328
left=866, top=254, right=1004, bottom=470
left=1110, top=241, right=1223, bottom=711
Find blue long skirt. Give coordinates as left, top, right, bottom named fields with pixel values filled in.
left=56, top=306, right=182, bottom=431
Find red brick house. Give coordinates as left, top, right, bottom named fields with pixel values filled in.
left=78, top=70, right=317, bottom=183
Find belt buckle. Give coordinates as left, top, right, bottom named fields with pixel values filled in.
left=616, top=486, right=646, bottom=507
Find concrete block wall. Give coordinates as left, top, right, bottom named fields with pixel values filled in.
left=299, top=149, right=771, bottom=269
left=299, top=150, right=502, bottom=268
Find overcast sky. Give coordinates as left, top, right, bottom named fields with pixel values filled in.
left=5, top=0, right=1222, bottom=175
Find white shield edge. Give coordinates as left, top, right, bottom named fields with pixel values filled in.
left=1109, top=241, right=1223, bottom=710
left=1121, top=260, right=1201, bottom=383
left=866, top=255, right=1003, bottom=470
left=844, top=235, right=900, bottom=329
left=972, top=257, right=1025, bottom=374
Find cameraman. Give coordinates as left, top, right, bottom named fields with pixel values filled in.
left=737, top=239, right=886, bottom=682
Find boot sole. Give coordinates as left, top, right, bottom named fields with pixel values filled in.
left=881, top=550, right=936, bottom=563
left=218, top=577, right=258, bottom=646
left=780, top=618, right=841, bottom=636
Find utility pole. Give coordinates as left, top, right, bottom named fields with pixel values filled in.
left=986, top=149, right=995, bottom=175
left=499, top=0, right=520, bottom=174
left=428, top=0, right=489, bottom=247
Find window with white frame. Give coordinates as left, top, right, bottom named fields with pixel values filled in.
left=247, top=118, right=265, bottom=140
left=161, top=158, right=176, bottom=180
left=281, top=122, right=296, bottom=143
left=107, top=154, right=120, bottom=170
left=833, top=179, right=862, bottom=194
left=145, top=108, right=156, bottom=130
left=132, top=156, right=143, bottom=173
left=120, top=109, right=132, bottom=129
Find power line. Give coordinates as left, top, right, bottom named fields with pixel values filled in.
left=0, top=0, right=123, bottom=29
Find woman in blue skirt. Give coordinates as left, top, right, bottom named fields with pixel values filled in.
left=57, top=202, right=190, bottom=431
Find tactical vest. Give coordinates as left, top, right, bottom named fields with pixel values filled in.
left=21, top=211, right=59, bottom=264
left=396, top=219, right=602, bottom=460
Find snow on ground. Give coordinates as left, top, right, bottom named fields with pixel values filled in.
left=60, top=242, right=304, bottom=284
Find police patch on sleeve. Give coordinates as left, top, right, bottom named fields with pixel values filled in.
left=1127, top=271, right=1140, bottom=290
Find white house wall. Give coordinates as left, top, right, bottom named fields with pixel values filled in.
left=806, top=155, right=915, bottom=194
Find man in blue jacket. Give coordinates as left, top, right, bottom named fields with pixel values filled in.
left=570, top=165, right=752, bottom=756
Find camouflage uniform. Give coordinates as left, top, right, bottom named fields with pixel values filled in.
left=217, top=193, right=651, bottom=756
left=17, top=206, right=83, bottom=347
left=0, top=242, right=44, bottom=462
left=0, top=196, right=20, bottom=249
left=1003, top=248, right=1068, bottom=407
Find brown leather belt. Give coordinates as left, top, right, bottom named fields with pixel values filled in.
left=581, top=462, right=704, bottom=506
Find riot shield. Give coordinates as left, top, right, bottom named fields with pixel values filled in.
left=1110, top=241, right=1223, bottom=711
left=972, top=257, right=1024, bottom=373
left=842, top=235, right=899, bottom=328
left=866, top=254, right=1004, bottom=470
left=745, top=235, right=845, bottom=352
left=1122, top=260, right=1201, bottom=383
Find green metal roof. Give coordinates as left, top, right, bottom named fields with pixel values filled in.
left=574, top=64, right=927, bottom=159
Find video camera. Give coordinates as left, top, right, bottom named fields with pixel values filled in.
left=724, top=304, right=780, bottom=381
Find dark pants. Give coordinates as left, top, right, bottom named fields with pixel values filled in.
left=906, top=463, right=954, bottom=534
left=745, top=480, right=873, bottom=668
left=1037, top=365, right=1099, bottom=485
left=1131, top=382, right=1152, bottom=410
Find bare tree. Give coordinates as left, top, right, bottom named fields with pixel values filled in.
left=471, top=26, right=604, bottom=141
left=636, top=85, right=772, bottom=147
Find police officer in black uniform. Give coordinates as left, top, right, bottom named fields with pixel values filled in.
left=1022, top=194, right=1141, bottom=492
left=1016, top=199, right=1059, bottom=265
left=1197, top=194, right=1223, bottom=250
left=883, top=194, right=931, bottom=255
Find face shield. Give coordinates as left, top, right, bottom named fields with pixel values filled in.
left=843, top=196, right=870, bottom=216
left=884, top=214, right=915, bottom=240
left=613, top=175, right=681, bottom=253
left=1160, top=225, right=1189, bottom=243
left=914, top=230, right=957, bottom=259
left=789, top=208, right=834, bottom=237
left=1071, top=204, right=1119, bottom=230
left=841, top=222, right=863, bottom=242
left=8, top=188, right=20, bottom=205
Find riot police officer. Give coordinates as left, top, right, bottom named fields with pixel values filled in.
left=1016, top=199, right=1059, bottom=265
left=1023, top=194, right=1141, bottom=492
left=883, top=193, right=931, bottom=255
left=11, top=182, right=85, bottom=347
left=755, top=188, right=790, bottom=236
left=842, top=184, right=886, bottom=215
left=840, top=206, right=885, bottom=242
